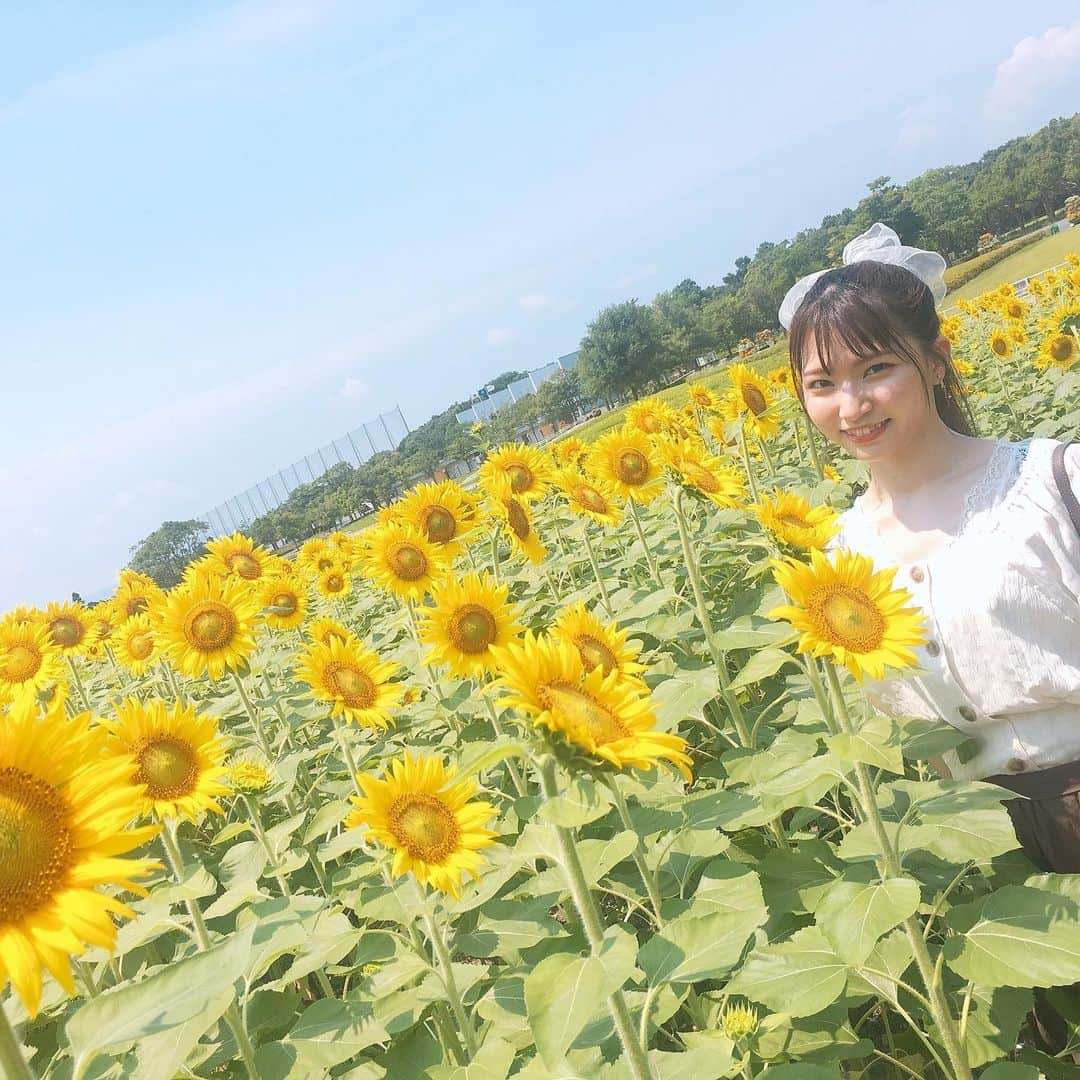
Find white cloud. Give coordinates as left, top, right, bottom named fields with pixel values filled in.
left=485, top=327, right=517, bottom=346
left=894, top=97, right=947, bottom=153
left=518, top=293, right=551, bottom=313
left=984, top=20, right=1080, bottom=115
left=341, top=376, right=370, bottom=400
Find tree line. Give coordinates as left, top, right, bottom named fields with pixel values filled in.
left=128, top=113, right=1079, bottom=582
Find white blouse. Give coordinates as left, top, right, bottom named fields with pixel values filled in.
left=832, top=438, right=1080, bottom=781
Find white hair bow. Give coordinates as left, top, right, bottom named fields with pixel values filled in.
left=777, top=222, right=947, bottom=330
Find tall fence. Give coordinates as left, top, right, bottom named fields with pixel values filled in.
left=455, top=352, right=579, bottom=425
left=198, top=406, right=409, bottom=538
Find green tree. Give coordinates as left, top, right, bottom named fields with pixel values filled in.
left=128, top=519, right=208, bottom=588
left=533, top=369, right=586, bottom=427
left=577, top=300, right=664, bottom=403
left=653, top=283, right=711, bottom=371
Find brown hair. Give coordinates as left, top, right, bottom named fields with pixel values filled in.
left=787, top=261, right=975, bottom=436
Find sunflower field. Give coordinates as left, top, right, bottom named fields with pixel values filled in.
left=2, top=258, right=1080, bottom=1080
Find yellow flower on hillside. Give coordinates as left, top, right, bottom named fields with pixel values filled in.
left=1035, top=301, right=1080, bottom=370
left=345, top=751, right=497, bottom=898
left=722, top=364, right=780, bottom=439
left=307, top=616, right=356, bottom=647
left=753, top=490, right=840, bottom=551
left=478, top=442, right=553, bottom=503
left=40, top=600, right=92, bottom=654
left=397, top=479, right=478, bottom=551
left=551, top=436, right=589, bottom=469
left=103, top=698, right=231, bottom=821
left=1001, top=296, right=1028, bottom=321
left=485, top=474, right=547, bottom=565
left=156, top=573, right=260, bottom=680
left=113, top=613, right=159, bottom=675
left=204, top=533, right=270, bottom=583
left=625, top=397, right=677, bottom=436
left=228, top=758, right=273, bottom=795
left=361, top=522, right=448, bottom=602
left=0, top=619, right=63, bottom=708
left=0, top=699, right=159, bottom=1015
left=687, top=383, right=717, bottom=410
left=589, top=426, right=665, bottom=505
left=550, top=602, right=646, bottom=683
left=767, top=365, right=794, bottom=391
left=297, top=537, right=336, bottom=575
left=260, top=577, right=308, bottom=630
left=952, top=357, right=976, bottom=377
left=661, top=438, right=745, bottom=509
left=988, top=330, right=1012, bottom=359
left=316, top=565, right=352, bottom=600
left=113, top=573, right=165, bottom=622
left=295, top=635, right=403, bottom=729
left=769, top=548, right=927, bottom=681
left=419, top=572, right=523, bottom=679
left=553, top=467, right=622, bottom=527
left=492, top=632, right=692, bottom=780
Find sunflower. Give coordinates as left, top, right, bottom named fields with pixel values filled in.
left=1037, top=332, right=1078, bottom=370
left=307, top=616, right=356, bottom=647
left=40, top=600, right=92, bottom=655
left=361, top=522, right=448, bottom=602
left=260, top=577, right=308, bottom=630
left=345, top=751, right=496, bottom=898
left=492, top=633, right=692, bottom=780
left=552, top=467, right=622, bottom=527
left=419, top=572, right=523, bottom=679
left=1008, top=325, right=1026, bottom=346
left=0, top=620, right=63, bottom=708
left=397, top=479, right=478, bottom=550
left=551, top=436, right=590, bottom=469
left=625, top=397, right=676, bottom=436
left=769, top=548, right=927, bottom=681
left=295, top=635, right=403, bottom=729
left=204, top=532, right=269, bottom=583
left=113, top=613, right=159, bottom=675
left=1028, top=277, right=1047, bottom=297
left=589, top=426, right=665, bottom=505
left=485, top=474, right=547, bottom=565
left=0, top=699, right=159, bottom=1015
left=952, top=357, right=975, bottom=377
left=753, top=491, right=840, bottom=551
left=721, top=364, right=781, bottom=440
left=478, top=442, right=553, bottom=503
left=687, top=383, right=717, bottom=410
left=550, top=602, right=646, bottom=683
left=1001, top=297, right=1028, bottom=321
left=988, top=330, right=1012, bottom=359
left=156, top=573, right=259, bottom=680
left=102, top=698, right=231, bottom=821
left=767, top=366, right=794, bottom=392
left=113, top=573, right=165, bottom=622
left=91, top=603, right=118, bottom=643
left=227, top=758, right=273, bottom=795
left=316, top=565, right=352, bottom=600
left=297, top=537, right=334, bottom=575
left=661, top=438, right=745, bottom=509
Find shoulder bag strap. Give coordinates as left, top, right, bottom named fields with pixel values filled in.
left=1051, top=441, right=1080, bottom=536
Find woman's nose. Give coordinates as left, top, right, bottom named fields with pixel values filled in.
left=837, top=383, right=872, bottom=420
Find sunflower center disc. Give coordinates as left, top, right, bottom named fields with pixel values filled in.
left=391, top=794, right=460, bottom=862
left=0, top=768, right=74, bottom=921
left=449, top=605, right=498, bottom=654
left=129, top=632, right=154, bottom=660
left=574, top=484, right=608, bottom=514
left=186, top=603, right=238, bottom=652
left=422, top=506, right=456, bottom=544
left=389, top=544, right=428, bottom=581
left=50, top=617, right=83, bottom=648
left=742, top=386, right=768, bottom=416
left=271, top=592, right=298, bottom=614
left=682, top=462, right=720, bottom=493
left=1050, top=335, right=1074, bottom=363
left=126, top=597, right=149, bottom=617
left=230, top=554, right=261, bottom=580
left=506, top=500, right=530, bottom=540
left=325, top=574, right=345, bottom=593
left=326, top=663, right=377, bottom=709
left=813, top=585, right=886, bottom=653
left=575, top=634, right=617, bottom=676
left=615, top=449, right=648, bottom=485
left=506, top=464, right=533, bottom=494
left=539, top=682, right=629, bottom=746
left=777, top=513, right=809, bottom=529
left=137, top=737, right=199, bottom=799
left=991, top=338, right=1009, bottom=357
left=4, top=644, right=42, bottom=683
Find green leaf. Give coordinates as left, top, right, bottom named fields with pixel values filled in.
left=753, top=1005, right=871, bottom=1064
left=302, top=798, right=351, bottom=845
left=917, top=807, right=1020, bottom=863
left=441, top=1039, right=516, bottom=1080
left=524, top=952, right=607, bottom=1067
left=945, top=885, right=1080, bottom=988
left=651, top=665, right=719, bottom=730
left=67, top=924, right=254, bottom=1080
left=266, top=910, right=362, bottom=988
left=726, top=926, right=848, bottom=1017
left=724, top=729, right=819, bottom=786
left=284, top=999, right=390, bottom=1071
left=979, top=1064, right=1042, bottom=1080
left=757, top=1066, right=842, bottom=1079
left=537, top=776, right=613, bottom=829
left=648, top=1037, right=738, bottom=1080
left=898, top=716, right=975, bottom=760
left=683, top=859, right=765, bottom=919
left=815, top=877, right=920, bottom=964
left=826, top=714, right=904, bottom=775
left=729, top=647, right=795, bottom=690
left=844, top=929, right=913, bottom=1005
left=954, top=985, right=1033, bottom=1069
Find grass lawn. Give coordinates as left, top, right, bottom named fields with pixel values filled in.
left=946, top=226, right=1079, bottom=304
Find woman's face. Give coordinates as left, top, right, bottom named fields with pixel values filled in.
left=799, top=336, right=946, bottom=464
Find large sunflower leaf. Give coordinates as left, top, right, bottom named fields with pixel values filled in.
left=814, top=877, right=920, bottom=965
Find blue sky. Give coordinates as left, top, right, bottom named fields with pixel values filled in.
left=3, top=1, right=1079, bottom=609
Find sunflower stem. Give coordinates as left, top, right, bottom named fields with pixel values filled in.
left=241, top=794, right=293, bottom=900
left=422, top=910, right=478, bottom=1058
left=800, top=413, right=824, bottom=480
left=160, top=660, right=187, bottom=707
left=537, top=759, right=654, bottom=1080
left=820, top=663, right=972, bottom=1080
left=626, top=498, right=662, bottom=587
left=489, top=529, right=501, bottom=584
left=0, top=1002, right=32, bottom=1080
left=160, top=822, right=261, bottom=1078
left=756, top=434, right=776, bottom=477
left=581, top=524, right=614, bottom=617
left=332, top=714, right=365, bottom=795
left=66, top=654, right=92, bottom=712
left=605, top=778, right=665, bottom=927
left=543, top=568, right=563, bottom=604
left=432, top=1001, right=468, bottom=1065
left=481, top=691, right=529, bottom=798
left=671, top=488, right=752, bottom=748
left=230, top=670, right=274, bottom=759
left=737, top=424, right=760, bottom=504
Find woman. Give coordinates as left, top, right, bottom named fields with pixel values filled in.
left=778, top=224, right=1080, bottom=872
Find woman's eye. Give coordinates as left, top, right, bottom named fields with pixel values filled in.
left=865, top=362, right=892, bottom=376
left=806, top=378, right=831, bottom=390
